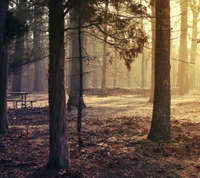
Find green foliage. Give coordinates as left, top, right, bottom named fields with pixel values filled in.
left=3, top=11, right=28, bottom=45
left=68, top=0, right=149, bottom=70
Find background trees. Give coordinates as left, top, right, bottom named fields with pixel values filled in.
left=2, top=0, right=200, bottom=170
left=189, top=0, right=200, bottom=90
left=0, top=2, right=27, bottom=134
left=178, top=0, right=189, bottom=95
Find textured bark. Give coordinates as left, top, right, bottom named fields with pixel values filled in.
left=48, top=0, right=70, bottom=169
left=0, top=0, right=8, bottom=45
left=148, top=0, right=171, bottom=141
left=0, top=0, right=9, bottom=134
left=0, top=47, right=9, bottom=134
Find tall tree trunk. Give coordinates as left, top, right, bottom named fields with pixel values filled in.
left=34, top=60, right=44, bottom=92
left=140, top=0, right=145, bottom=89
left=101, top=1, right=108, bottom=92
left=113, top=3, right=119, bottom=89
left=178, top=0, right=188, bottom=95
left=148, top=0, right=171, bottom=141
left=0, top=0, right=9, bottom=134
left=127, top=70, right=130, bottom=88
left=91, top=41, right=98, bottom=88
left=82, top=33, right=87, bottom=90
left=113, top=49, right=117, bottom=88
left=68, top=12, right=85, bottom=107
left=0, top=47, right=9, bottom=134
left=69, top=17, right=79, bottom=106
left=12, top=37, right=24, bottom=92
left=48, top=0, right=70, bottom=169
left=77, top=4, right=83, bottom=146
left=12, top=0, right=27, bottom=92
left=33, top=19, right=44, bottom=92
left=149, top=0, right=155, bottom=103
left=189, top=1, right=199, bottom=90
left=141, top=53, right=145, bottom=89
left=101, top=40, right=107, bottom=91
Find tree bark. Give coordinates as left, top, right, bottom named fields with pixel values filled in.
left=148, top=0, right=171, bottom=141
left=0, top=47, right=9, bottom=134
left=0, top=0, right=9, bottom=134
left=48, top=0, right=70, bottom=169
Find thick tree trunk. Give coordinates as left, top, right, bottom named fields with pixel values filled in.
left=148, top=0, right=171, bottom=141
left=0, top=0, right=8, bottom=45
left=0, top=47, right=9, bottom=134
left=0, top=0, right=9, bottom=134
left=48, top=0, right=70, bottom=169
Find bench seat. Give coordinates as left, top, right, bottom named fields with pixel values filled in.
left=7, top=99, right=37, bottom=108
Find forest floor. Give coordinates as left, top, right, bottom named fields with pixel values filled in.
left=1, top=88, right=200, bottom=177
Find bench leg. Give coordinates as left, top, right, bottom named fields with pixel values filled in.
left=13, top=101, right=17, bottom=109
left=30, top=101, right=33, bottom=108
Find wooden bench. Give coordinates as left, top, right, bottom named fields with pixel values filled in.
left=16, top=100, right=37, bottom=109
left=7, top=99, right=37, bottom=109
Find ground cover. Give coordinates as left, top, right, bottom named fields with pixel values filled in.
left=1, top=89, right=200, bottom=177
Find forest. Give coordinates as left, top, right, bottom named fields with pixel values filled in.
left=1, top=0, right=200, bottom=177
